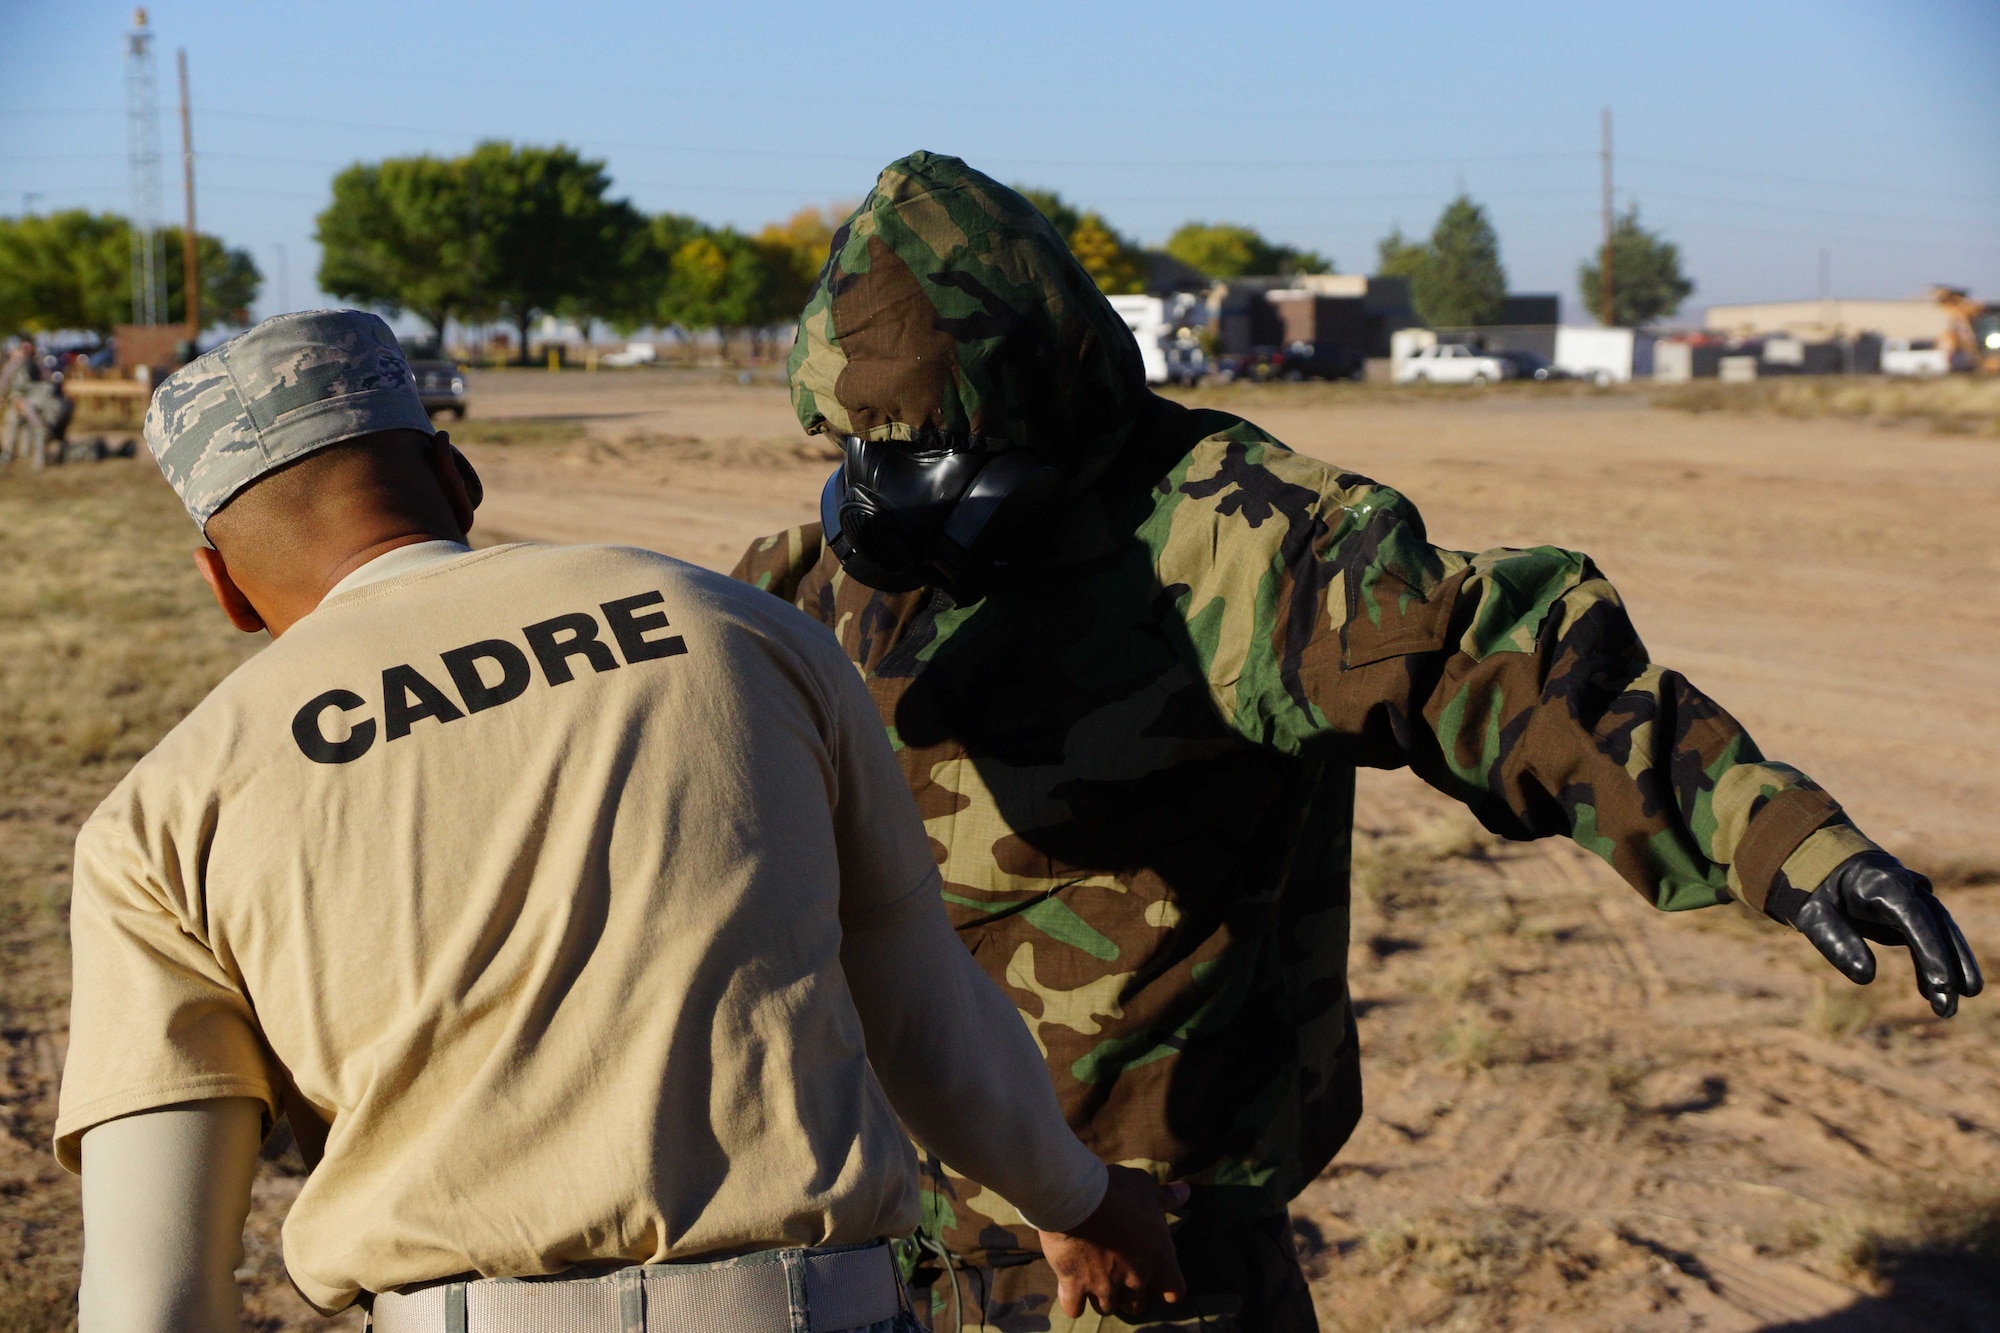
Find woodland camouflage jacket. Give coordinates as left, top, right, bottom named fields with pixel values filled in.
left=733, top=153, right=1879, bottom=1261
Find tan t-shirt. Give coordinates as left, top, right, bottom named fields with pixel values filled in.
left=58, top=542, right=963, bottom=1310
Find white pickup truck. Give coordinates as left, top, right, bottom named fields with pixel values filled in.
left=1394, top=342, right=1513, bottom=385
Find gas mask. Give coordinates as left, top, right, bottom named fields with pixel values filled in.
left=819, top=430, right=1065, bottom=598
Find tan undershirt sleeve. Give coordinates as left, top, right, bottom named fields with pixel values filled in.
left=841, top=885, right=1109, bottom=1233
left=79, top=1097, right=262, bottom=1333
left=822, top=646, right=1108, bottom=1235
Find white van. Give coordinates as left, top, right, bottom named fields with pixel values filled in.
left=1108, top=294, right=1208, bottom=385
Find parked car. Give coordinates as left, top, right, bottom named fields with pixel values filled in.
left=1217, top=341, right=1364, bottom=383
left=601, top=342, right=658, bottom=368
left=1881, top=338, right=1949, bottom=377
left=412, top=360, right=467, bottom=419
left=1492, top=349, right=1570, bottom=382
left=1394, top=342, right=1514, bottom=385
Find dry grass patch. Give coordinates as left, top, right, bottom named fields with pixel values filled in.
left=1806, top=975, right=1881, bottom=1039
left=0, top=456, right=274, bottom=1331
left=1844, top=1183, right=2000, bottom=1284
left=446, top=416, right=588, bottom=449
left=1653, top=375, right=2000, bottom=435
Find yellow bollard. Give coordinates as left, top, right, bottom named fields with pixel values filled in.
left=547, top=346, right=560, bottom=373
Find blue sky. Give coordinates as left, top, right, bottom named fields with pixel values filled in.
left=3, top=0, right=1996, bottom=326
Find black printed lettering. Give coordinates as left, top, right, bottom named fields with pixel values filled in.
left=601, top=591, right=687, bottom=665
left=441, top=638, right=532, bottom=714
left=292, top=689, right=377, bottom=764
left=523, top=612, right=621, bottom=686
left=382, top=663, right=465, bottom=741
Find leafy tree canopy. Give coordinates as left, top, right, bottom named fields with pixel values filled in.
left=1165, top=222, right=1331, bottom=279
left=315, top=141, right=641, bottom=360
left=0, top=210, right=258, bottom=335
left=1011, top=188, right=1148, bottom=294
left=756, top=204, right=846, bottom=326
left=1374, top=225, right=1431, bottom=282
left=1409, top=194, right=1506, bottom=328
left=316, top=155, right=488, bottom=337
left=653, top=228, right=802, bottom=356
left=1069, top=213, right=1146, bottom=295
left=1578, top=205, right=1694, bottom=327
left=462, top=141, right=644, bottom=361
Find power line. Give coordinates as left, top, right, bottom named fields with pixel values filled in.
left=1624, top=185, right=1997, bottom=233
left=1625, top=154, right=2000, bottom=204
left=1658, top=216, right=2000, bottom=255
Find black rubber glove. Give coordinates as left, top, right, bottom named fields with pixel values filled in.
left=1772, top=852, right=1983, bottom=1017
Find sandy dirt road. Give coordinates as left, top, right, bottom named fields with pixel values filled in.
left=452, top=371, right=2000, bottom=1330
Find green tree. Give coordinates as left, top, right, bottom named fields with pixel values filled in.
left=1277, top=245, right=1333, bottom=276
left=1166, top=222, right=1268, bottom=278
left=655, top=229, right=795, bottom=361
left=756, top=204, right=845, bottom=328
left=0, top=211, right=128, bottom=332
left=1374, top=225, right=1430, bottom=282
left=0, top=210, right=258, bottom=334
left=316, top=155, right=486, bottom=338
left=1165, top=222, right=1332, bottom=278
left=459, top=141, right=643, bottom=363
left=1578, top=205, right=1694, bottom=327
left=603, top=210, right=701, bottom=333
left=1069, top=213, right=1146, bottom=295
left=163, top=227, right=260, bottom=328
left=1410, top=194, right=1505, bottom=328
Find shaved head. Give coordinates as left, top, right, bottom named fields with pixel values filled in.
left=194, top=427, right=478, bottom=639
left=206, top=429, right=457, bottom=570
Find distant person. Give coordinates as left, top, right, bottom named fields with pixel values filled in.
left=56, top=309, right=1186, bottom=1332
left=733, top=153, right=1983, bottom=1332
left=1, top=340, right=72, bottom=467
left=0, top=341, right=31, bottom=463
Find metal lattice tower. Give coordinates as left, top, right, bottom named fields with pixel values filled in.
left=125, top=7, right=166, bottom=326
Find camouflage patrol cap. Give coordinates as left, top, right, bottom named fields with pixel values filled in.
left=144, top=308, right=447, bottom=528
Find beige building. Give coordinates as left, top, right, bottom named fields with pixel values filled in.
left=1703, top=298, right=1947, bottom=342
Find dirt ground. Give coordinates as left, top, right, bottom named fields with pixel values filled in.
left=1, top=372, right=1994, bottom=1330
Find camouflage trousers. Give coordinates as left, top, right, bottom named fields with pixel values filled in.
left=904, top=1213, right=1318, bottom=1333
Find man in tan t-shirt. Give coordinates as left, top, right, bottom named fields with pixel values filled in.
left=57, top=310, right=1186, bottom=1332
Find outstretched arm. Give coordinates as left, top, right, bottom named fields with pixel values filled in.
left=1153, top=429, right=1980, bottom=1012
left=79, top=1097, right=261, bottom=1333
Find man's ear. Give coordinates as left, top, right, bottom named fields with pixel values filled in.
left=429, top=431, right=478, bottom=537
left=193, top=547, right=268, bottom=634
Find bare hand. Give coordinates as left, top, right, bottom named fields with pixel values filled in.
left=1789, top=853, right=1983, bottom=1017
left=1037, top=1165, right=1190, bottom=1320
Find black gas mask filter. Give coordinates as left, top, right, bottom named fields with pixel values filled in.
left=819, top=430, right=1065, bottom=597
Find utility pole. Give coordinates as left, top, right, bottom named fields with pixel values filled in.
left=273, top=241, right=289, bottom=315
left=177, top=47, right=199, bottom=339
left=1599, top=106, right=1615, bottom=328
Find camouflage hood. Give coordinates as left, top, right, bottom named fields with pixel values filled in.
left=788, top=152, right=1149, bottom=495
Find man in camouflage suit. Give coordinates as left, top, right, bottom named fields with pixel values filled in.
left=733, top=153, right=1982, bottom=1332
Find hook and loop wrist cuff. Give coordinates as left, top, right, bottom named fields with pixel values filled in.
left=1729, top=786, right=1847, bottom=916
